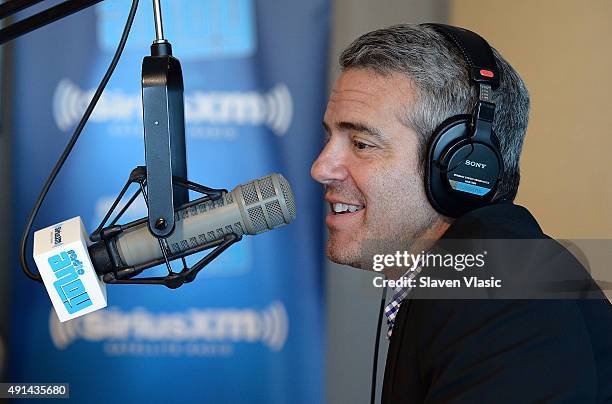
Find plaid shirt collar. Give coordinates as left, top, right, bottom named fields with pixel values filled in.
left=383, top=267, right=421, bottom=338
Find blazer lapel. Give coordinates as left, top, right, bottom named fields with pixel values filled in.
left=382, top=297, right=413, bottom=403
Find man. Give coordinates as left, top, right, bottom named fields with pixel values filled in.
left=311, top=24, right=612, bottom=403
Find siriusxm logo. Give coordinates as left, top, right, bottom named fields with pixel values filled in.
left=53, top=226, right=62, bottom=246
left=49, top=302, right=289, bottom=353
left=465, top=160, right=487, bottom=169
left=48, top=250, right=92, bottom=314
left=53, top=79, right=293, bottom=136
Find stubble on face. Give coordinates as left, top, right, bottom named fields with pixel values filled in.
left=325, top=165, right=439, bottom=270
left=316, top=68, right=445, bottom=270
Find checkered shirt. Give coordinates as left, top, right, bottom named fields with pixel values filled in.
left=383, top=267, right=421, bottom=338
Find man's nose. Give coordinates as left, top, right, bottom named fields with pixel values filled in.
left=311, top=140, right=348, bottom=185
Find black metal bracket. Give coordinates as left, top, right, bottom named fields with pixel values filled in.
left=142, top=40, right=188, bottom=239
left=90, top=166, right=241, bottom=289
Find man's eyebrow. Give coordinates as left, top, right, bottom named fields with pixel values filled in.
left=322, top=120, right=389, bottom=144
left=337, top=121, right=388, bottom=143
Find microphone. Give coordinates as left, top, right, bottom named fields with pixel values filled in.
left=91, top=173, right=296, bottom=271
left=33, top=173, right=296, bottom=322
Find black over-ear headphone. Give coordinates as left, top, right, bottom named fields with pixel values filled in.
left=422, top=23, right=504, bottom=218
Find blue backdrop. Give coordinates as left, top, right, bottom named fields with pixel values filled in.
left=9, top=1, right=329, bottom=402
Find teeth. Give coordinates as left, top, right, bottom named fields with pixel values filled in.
left=332, top=203, right=363, bottom=213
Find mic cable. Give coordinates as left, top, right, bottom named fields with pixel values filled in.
left=371, top=283, right=387, bottom=404
left=19, top=0, right=139, bottom=283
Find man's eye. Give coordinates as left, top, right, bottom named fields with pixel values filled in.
left=353, top=140, right=373, bottom=150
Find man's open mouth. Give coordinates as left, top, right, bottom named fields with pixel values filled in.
left=330, top=203, right=365, bottom=214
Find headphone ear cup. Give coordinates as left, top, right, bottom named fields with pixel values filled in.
left=426, top=115, right=502, bottom=218
left=425, top=115, right=471, bottom=217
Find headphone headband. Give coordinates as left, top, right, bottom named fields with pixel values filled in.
left=422, top=23, right=501, bottom=90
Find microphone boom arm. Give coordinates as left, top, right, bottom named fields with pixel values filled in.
left=0, top=0, right=104, bottom=45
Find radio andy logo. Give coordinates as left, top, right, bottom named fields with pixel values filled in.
left=48, top=250, right=92, bottom=314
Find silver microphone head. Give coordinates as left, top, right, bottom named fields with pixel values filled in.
left=234, top=173, right=297, bottom=235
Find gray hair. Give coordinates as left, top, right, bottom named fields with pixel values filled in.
left=339, top=24, right=530, bottom=202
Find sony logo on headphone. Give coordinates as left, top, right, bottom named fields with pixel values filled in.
left=465, top=160, right=487, bottom=169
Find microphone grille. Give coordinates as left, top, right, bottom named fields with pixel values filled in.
left=237, top=174, right=296, bottom=234
left=247, top=206, right=268, bottom=233
left=258, top=176, right=277, bottom=199
left=241, top=182, right=260, bottom=205
left=276, top=174, right=296, bottom=220
left=236, top=173, right=297, bottom=235
left=265, top=200, right=285, bottom=228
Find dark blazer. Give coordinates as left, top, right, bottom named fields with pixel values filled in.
left=381, top=203, right=612, bottom=403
